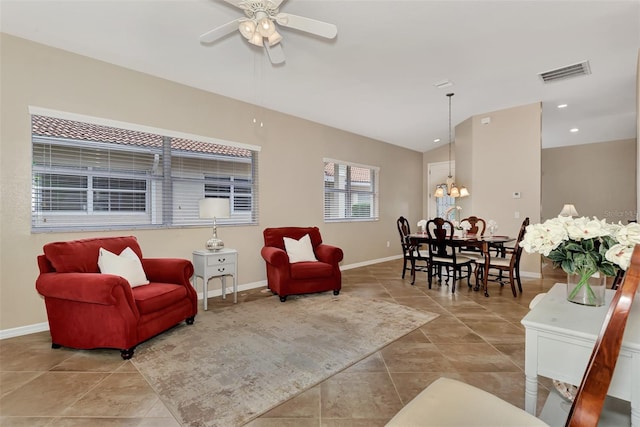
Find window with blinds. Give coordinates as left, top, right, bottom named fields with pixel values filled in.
left=31, top=114, right=259, bottom=232
left=323, top=158, right=379, bottom=222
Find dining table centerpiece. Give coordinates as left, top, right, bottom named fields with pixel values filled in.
left=456, top=220, right=472, bottom=237
left=520, top=216, right=637, bottom=306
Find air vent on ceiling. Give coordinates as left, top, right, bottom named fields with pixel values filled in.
left=538, top=61, right=591, bottom=83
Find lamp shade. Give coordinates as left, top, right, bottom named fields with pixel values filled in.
left=238, top=19, right=256, bottom=40
left=199, top=198, right=230, bottom=219
left=267, top=30, right=282, bottom=46
left=257, top=16, right=276, bottom=37
left=459, top=186, right=470, bottom=197
left=249, top=31, right=264, bottom=47
left=559, top=204, right=579, bottom=217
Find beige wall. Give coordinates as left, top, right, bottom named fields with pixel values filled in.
left=637, top=49, right=640, bottom=221
left=542, top=139, right=637, bottom=221
left=425, top=103, right=543, bottom=276
left=0, top=34, right=424, bottom=333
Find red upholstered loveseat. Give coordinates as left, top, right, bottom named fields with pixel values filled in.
left=35, top=236, right=197, bottom=359
left=261, top=227, right=343, bottom=302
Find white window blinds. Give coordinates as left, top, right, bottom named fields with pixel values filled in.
left=31, top=111, right=259, bottom=232
left=323, top=158, right=379, bottom=222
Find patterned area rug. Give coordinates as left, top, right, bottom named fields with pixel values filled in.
left=132, top=292, right=438, bottom=427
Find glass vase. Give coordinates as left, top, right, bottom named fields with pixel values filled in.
left=566, top=272, right=609, bottom=307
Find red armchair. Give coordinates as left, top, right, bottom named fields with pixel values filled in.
left=35, top=236, right=197, bottom=359
left=261, top=227, right=343, bottom=302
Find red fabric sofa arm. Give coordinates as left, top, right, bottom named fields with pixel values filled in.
left=141, top=258, right=194, bottom=285
left=261, top=246, right=290, bottom=267
left=315, top=244, right=344, bottom=265
left=35, top=272, right=133, bottom=306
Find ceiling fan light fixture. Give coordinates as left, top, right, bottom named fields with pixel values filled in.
left=238, top=19, right=256, bottom=40
left=267, top=30, right=282, bottom=46
left=257, top=16, right=276, bottom=37
left=249, top=31, right=264, bottom=46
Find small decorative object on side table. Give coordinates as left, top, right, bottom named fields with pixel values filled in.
left=192, top=248, right=238, bottom=310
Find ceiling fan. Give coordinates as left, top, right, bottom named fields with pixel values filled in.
left=199, top=0, right=338, bottom=64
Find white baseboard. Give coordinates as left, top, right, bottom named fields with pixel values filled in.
left=341, top=255, right=403, bottom=270
left=521, top=270, right=542, bottom=279
left=0, top=322, right=50, bottom=340
left=199, top=279, right=267, bottom=300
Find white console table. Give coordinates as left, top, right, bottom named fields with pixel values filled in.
left=192, top=248, right=238, bottom=310
left=521, top=283, right=640, bottom=425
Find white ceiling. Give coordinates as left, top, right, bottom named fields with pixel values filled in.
left=1, top=0, right=638, bottom=152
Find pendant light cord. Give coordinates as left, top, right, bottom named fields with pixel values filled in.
left=447, top=93, right=454, bottom=178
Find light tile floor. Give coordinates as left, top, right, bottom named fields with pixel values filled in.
left=1, top=259, right=561, bottom=426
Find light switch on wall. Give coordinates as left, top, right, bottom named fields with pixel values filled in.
left=513, top=192, right=521, bottom=198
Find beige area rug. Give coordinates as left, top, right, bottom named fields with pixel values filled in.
left=132, top=292, right=438, bottom=427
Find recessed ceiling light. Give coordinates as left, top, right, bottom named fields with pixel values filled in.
left=570, top=128, right=579, bottom=133
left=434, top=138, right=440, bottom=143
left=557, top=104, right=568, bottom=109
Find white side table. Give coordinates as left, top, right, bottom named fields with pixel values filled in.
left=521, top=283, right=640, bottom=425
left=192, top=248, right=238, bottom=310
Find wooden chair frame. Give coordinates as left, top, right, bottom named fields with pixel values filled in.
left=396, top=216, right=429, bottom=283
left=426, top=218, right=474, bottom=293
left=476, top=217, right=529, bottom=297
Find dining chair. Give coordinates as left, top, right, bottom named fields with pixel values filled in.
left=476, top=217, right=529, bottom=297
left=425, top=218, right=474, bottom=293
left=458, top=215, right=487, bottom=261
left=462, top=215, right=486, bottom=235
left=396, top=216, right=429, bottom=283
left=386, top=243, right=640, bottom=427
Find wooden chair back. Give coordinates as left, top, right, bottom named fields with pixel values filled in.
left=512, top=217, right=530, bottom=262
left=565, top=244, right=640, bottom=426
left=461, top=216, right=486, bottom=236
left=426, top=218, right=453, bottom=258
left=396, top=216, right=412, bottom=252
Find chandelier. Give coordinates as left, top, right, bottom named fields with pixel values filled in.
left=434, top=93, right=470, bottom=198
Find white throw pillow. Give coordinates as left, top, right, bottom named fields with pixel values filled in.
left=283, top=234, right=318, bottom=263
left=98, top=247, right=149, bottom=287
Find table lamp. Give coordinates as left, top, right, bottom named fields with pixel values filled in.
left=199, top=198, right=230, bottom=251
left=559, top=204, right=579, bottom=217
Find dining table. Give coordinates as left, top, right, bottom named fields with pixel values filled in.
left=407, top=232, right=515, bottom=296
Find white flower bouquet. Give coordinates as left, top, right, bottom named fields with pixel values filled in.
left=417, top=219, right=427, bottom=232
left=520, top=216, right=638, bottom=304
left=459, top=220, right=472, bottom=231
left=605, top=222, right=640, bottom=271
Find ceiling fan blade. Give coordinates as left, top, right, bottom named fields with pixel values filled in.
left=265, top=41, right=286, bottom=64
left=221, top=0, right=245, bottom=8
left=275, top=13, right=337, bottom=39
left=199, top=18, right=242, bottom=43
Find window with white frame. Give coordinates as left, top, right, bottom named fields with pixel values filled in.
left=31, top=111, right=259, bottom=232
left=323, top=159, right=379, bottom=222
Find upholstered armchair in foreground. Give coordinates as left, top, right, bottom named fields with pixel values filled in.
left=261, top=227, right=343, bottom=302
left=36, top=236, right=197, bottom=359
